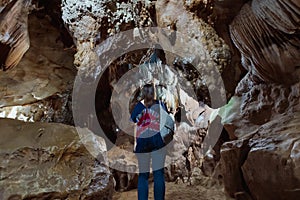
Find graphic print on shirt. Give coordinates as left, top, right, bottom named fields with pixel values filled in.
left=136, top=107, right=160, bottom=138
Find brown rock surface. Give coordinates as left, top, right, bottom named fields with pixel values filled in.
left=0, top=0, right=31, bottom=70
left=3, top=1, right=300, bottom=200
left=230, top=1, right=300, bottom=85
left=0, top=119, right=114, bottom=199
left=155, top=0, right=231, bottom=104
left=219, top=138, right=251, bottom=197
left=242, top=112, right=300, bottom=200
left=0, top=13, right=75, bottom=107
left=218, top=1, right=300, bottom=199
left=221, top=108, right=300, bottom=199
left=220, top=80, right=300, bottom=199
left=61, top=0, right=155, bottom=79
left=0, top=14, right=75, bottom=123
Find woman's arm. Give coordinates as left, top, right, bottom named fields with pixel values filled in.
left=133, top=123, right=137, bottom=151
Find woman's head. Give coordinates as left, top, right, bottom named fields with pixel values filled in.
left=142, top=84, right=155, bottom=101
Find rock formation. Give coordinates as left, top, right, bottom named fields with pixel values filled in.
left=0, top=119, right=114, bottom=199
left=218, top=0, right=300, bottom=199
left=0, top=0, right=299, bottom=199
left=0, top=0, right=31, bottom=70
left=0, top=11, right=75, bottom=124
left=230, top=1, right=300, bottom=85
left=155, top=0, right=231, bottom=105
left=61, top=0, right=155, bottom=79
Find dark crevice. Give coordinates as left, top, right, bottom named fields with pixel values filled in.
left=32, top=0, right=74, bottom=48
left=213, top=128, right=230, bottom=162
left=0, top=42, right=10, bottom=71
left=238, top=136, right=256, bottom=199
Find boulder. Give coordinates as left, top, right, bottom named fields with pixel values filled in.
left=220, top=138, right=252, bottom=198
left=242, top=113, right=300, bottom=200
left=220, top=2, right=300, bottom=197
left=0, top=119, right=114, bottom=199
left=220, top=98, right=300, bottom=199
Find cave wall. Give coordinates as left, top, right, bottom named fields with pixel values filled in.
left=0, top=0, right=299, bottom=199
left=218, top=0, right=300, bottom=199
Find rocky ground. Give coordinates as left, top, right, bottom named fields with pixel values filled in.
left=113, top=168, right=233, bottom=200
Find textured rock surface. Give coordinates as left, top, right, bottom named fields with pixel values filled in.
left=0, top=119, right=114, bottom=199
left=2, top=0, right=300, bottom=199
left=0, top=89, right=73, bottom=124
left=212, top=0, right=248, bottom=96
left=219, top=76, right=300, bottom=199
left=220, top=106, right=300, bottom=199
left=217, top=0, right=300, bottom=199
left=222, top=54, right=300, bottom=140
left=219, top=138, right=251, bottom=198
left=155, top=0, right=230, bottom=104
left=107, top=142, right=138, bottom=192
left=230, top=1, right=300, bottom=85
left=0, top=14, right=76, bottom=123
left=242, top=113, right=300, bottom=200
left=0, top=0, right=31, bottom=70
left=62, top=0, right=155, bottom=79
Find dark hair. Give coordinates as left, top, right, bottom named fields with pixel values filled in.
left=141, top=84, right=154, bottom=97
left=143, top=83, right=154, bottom=88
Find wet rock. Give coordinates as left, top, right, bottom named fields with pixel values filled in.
left=0, top=118, right=114, bottom=199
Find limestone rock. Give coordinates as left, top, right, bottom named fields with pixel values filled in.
left=251, top=0, right=300, bottom=34
left=241, top=113, right=300, bottom=200
left=0, top=119, right=114, bottom=199
left=0, top=14, right=75, bottom=123
left=155, top=0, right=230, bottom=107
left=61, top=0, right=155, bottom=79
left=220, top=80, right=300, bottom=199
left=220, top=138, right=251, bottom=197
left=220, top=112, right=300, bottom=199
left=0, top=0, right=31, bottom=70
left=221, top=81, right=300, bottom=139
left=230, top=1, right=300, bottom=85
left=212, top=0, right=248, bottom=97
left=0, top=89, right=73, bottom=124
left=220, top=1, right=300, bottom=194
left=107, top=144, right=138, bottom=192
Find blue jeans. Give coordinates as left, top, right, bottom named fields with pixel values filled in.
left=135, top=134, right=166, bottom=200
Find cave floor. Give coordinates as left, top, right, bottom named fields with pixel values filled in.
left=113, top=176, right=232, bottom=200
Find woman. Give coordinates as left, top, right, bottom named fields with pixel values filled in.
left=130, top=83, right=167, bottom=200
